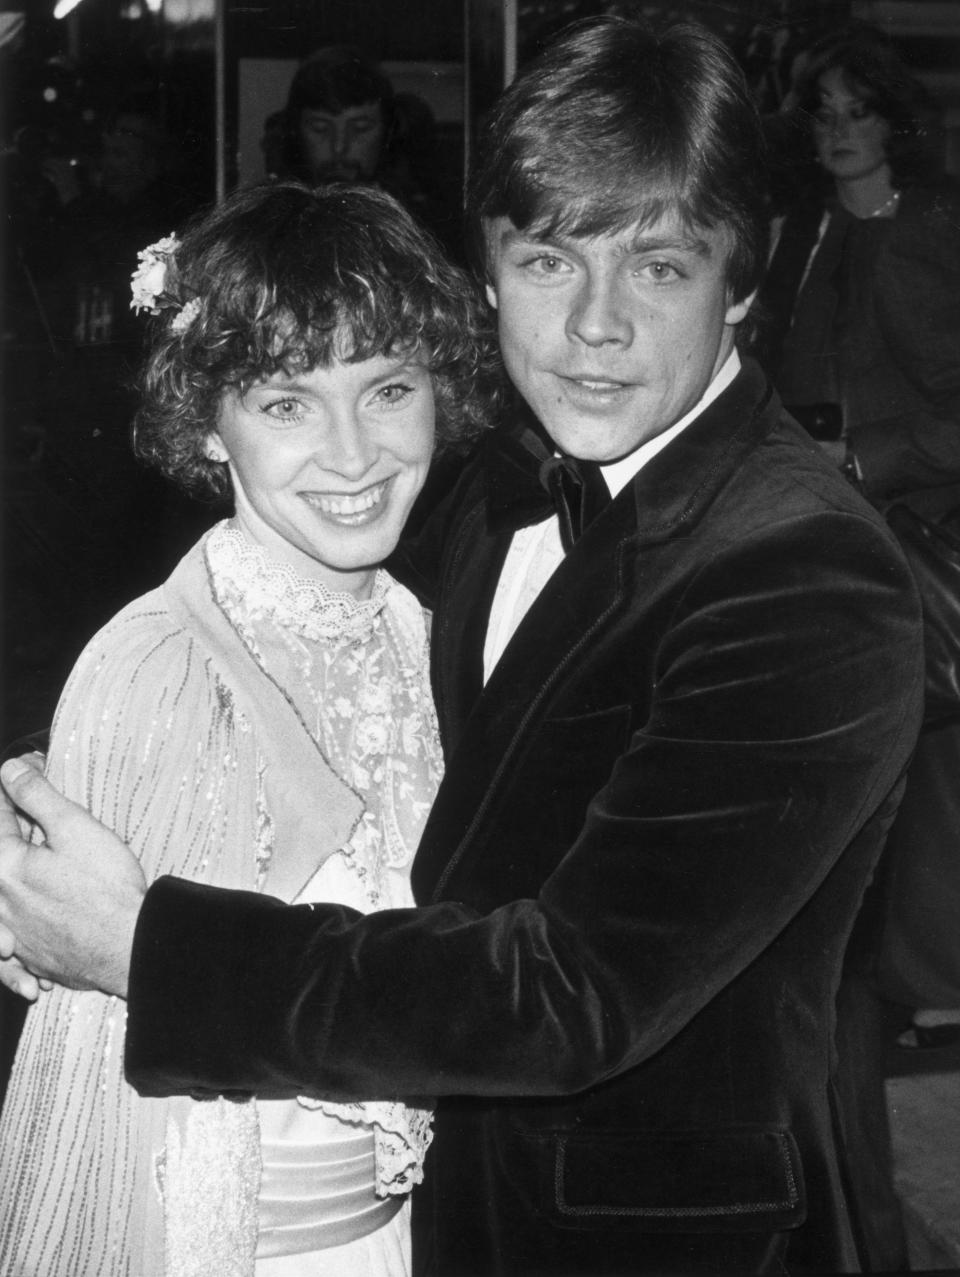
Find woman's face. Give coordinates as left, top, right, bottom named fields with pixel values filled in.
left=813, top=67, right=892, bottom=183
left=208, top=348, right=435, bottom=599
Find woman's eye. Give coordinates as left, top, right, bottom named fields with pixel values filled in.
left=375, top=382, right=414, bottom=406
left=263, top=397, right=304, bottom=420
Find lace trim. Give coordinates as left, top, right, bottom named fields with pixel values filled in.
left=298, top=1097, right=434, bottom=1196
left=254, top=761, right=273, bottom=892
left=207, top=521, right=390, bottom=645
left=202, top=518, right=438, bottom=1202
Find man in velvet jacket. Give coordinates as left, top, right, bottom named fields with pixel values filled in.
left=0, top=17, right=925, bottom=1276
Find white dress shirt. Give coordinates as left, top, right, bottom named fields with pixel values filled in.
left=483, top=351, right=741, bottom=683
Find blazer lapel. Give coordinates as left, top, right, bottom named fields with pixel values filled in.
left=414, top=499, right=632, bottom=900
left=414, top=361, right=778, bottom=899
left=625, top=358, right=775, bottom=540
left=430, top=495, right=512, bottom=751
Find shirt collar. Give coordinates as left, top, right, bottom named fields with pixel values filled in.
left=599, top=350, right=741, bottom=498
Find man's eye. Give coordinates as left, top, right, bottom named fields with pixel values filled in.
left=850, top=104, right=872, bottom=121
left=642, top=261, right=680, bottom=282
left=521, top=254, right=568, bottom=275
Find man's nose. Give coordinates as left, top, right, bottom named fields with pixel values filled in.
left=566, top=275, right=632, bottom=347
left=332, top=121, right=349, bottom=157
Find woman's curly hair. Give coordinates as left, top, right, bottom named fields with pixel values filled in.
left=134, top=180, right=501, bottom=500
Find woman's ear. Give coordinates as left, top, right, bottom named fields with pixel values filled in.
left=204, top=434, right=229, bottom=464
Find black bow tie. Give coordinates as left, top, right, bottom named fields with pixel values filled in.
left=487, top=421, right=611, bottom=553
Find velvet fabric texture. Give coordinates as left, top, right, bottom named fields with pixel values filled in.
left=125, top=362, right=924, bottom=1275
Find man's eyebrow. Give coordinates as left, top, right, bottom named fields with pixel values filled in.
left=621, top=233, right=713, bottom=258
left=497, top=225, right=713, bottom=258
left=498, top=226, right=547, bottom=251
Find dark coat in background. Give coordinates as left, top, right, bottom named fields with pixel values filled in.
left=125, top=361, right=923, bottom=1275
left=761, top=184, right=960, bottom=504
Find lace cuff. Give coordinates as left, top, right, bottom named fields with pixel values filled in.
left=298, top=1096, right=434, bottom=1196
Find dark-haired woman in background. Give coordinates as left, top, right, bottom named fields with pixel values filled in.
left=760, top=23, right=959, bottom=494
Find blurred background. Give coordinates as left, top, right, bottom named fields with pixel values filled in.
left=4, top=0, right=960, bottom=748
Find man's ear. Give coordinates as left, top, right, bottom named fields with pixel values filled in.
left=724, top=288, right=757, bottom=327
left=485, top=282, right=498, bottom=310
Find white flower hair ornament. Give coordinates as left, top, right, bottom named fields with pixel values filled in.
left=130, top=234, right=201, bottom=334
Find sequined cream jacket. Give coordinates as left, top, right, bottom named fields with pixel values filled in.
left=0, top=529, right=437, bottom=1277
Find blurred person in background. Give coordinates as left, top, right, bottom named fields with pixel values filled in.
left=757, top=22, right=955, bottom=495
left=755, top=24, right=960, bottom=1269
left=268, top=44, right=457, bottom=251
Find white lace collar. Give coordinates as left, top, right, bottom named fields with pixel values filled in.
left=206, top=520, right=390, bottom=645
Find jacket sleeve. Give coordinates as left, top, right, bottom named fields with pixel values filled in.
left=45, top=601, right=260, bottom=887
left=125, top=503, right=924, bottom=1103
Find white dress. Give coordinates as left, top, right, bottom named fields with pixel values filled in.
left=0, top=520, right=441, bottom=1277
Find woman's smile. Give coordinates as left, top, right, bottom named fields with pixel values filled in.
left=301, top=477, right=391, bottom=522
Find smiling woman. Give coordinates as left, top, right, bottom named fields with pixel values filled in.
left=0, top=180, right=497, bottom=1277
left=208, top=354, right=436, bottom=599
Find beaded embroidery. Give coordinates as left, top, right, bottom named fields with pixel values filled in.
left=206, top=519, right=440, bottom=1194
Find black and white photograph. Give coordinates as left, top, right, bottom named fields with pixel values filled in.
left=1, top=1, right=959, bottom=1273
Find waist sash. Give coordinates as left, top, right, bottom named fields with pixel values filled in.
left=257, top=1127, right=401, bottom=1258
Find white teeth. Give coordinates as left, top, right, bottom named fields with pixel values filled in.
left=306, top=482, right=386, bottom=515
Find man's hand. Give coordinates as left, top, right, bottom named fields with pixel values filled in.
left=0, top=758, right=146, bottom=998
left=0, top=930, right=45, bottom=1001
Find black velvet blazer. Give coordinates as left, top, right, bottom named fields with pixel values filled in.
left=126, top=361, right=924, bottom=1276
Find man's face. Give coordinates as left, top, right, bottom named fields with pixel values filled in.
left=484, top=211, right=752, bottom=462
left=101, top=115, right=158, bottom=202
left=298, top=101, right=385, bottom=182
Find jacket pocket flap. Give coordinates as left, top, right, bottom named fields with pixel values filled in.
left=551, top=1127, right=806, bottom=1233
